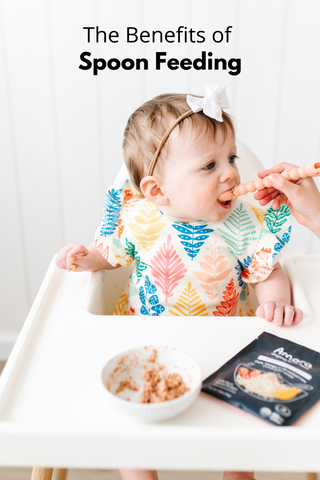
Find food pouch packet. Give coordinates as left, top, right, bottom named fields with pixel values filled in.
left=202, top=332, right=320, bottom=426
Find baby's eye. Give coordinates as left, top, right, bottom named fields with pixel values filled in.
left=203, top=161, right=215, bottom=170
left=229, top=155, right=238, bottom=164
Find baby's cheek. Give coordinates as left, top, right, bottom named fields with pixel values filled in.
left=192, top=189, right=214, bottom=207
left=194, top=197, right=213, bottom=216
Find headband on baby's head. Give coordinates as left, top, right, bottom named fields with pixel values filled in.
left=146, top=85, right=230, bottom=177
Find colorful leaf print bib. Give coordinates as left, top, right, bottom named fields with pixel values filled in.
left=95, top=179, right=292, bottom=316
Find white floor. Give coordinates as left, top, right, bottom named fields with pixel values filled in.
left=0, top=363, right=316, bottom=480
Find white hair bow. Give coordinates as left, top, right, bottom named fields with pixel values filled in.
left=187, top=85, right=230, bottom=122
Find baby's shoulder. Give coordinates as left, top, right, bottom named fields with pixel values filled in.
left=105, top=178, right=145, bottom=212
left=106, top=179, right=167, bottom=237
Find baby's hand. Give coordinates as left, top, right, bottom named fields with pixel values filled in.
left=256, top=302, right=303, bottom=326
left=56, top=243, right=94, bottom=272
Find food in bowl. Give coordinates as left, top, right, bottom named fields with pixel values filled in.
left=106, top=347, right=189, bottom=403
left=101, top=345, right=202, bottom=421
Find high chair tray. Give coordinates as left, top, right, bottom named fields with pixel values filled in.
left=0, top=255, right=320, bottom=472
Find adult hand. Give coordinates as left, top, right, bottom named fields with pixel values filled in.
left=254, top=162, right=320, bottom=237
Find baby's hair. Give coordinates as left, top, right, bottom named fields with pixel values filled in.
left=123, top=93, right=235, bottom=192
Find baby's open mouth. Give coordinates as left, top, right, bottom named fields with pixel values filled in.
left=218, top=199, right=232, bottom=209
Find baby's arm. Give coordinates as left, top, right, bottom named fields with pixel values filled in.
left=252, top=262, right=303, bottom=326
left=56, top=242, right=118, bottom=272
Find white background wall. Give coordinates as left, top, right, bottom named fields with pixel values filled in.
left=1, top=0, right=320, bottom=359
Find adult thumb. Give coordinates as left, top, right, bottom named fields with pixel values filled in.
left=268, top=174, right=296, bottom=196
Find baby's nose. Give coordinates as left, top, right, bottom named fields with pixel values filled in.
left=219, top=164, right=236, bottom=183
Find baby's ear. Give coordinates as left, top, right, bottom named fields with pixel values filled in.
left=140, top=176, right=168, bottom=206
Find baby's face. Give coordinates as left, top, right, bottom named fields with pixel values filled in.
left=159, top=123, right=240, bottom=223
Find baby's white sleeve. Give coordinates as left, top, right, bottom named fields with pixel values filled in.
left=237, top=203, right=292, bottom=284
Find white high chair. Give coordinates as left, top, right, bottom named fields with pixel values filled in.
left=70, top=142, right=318, bottom=480
left=0, top=142, right=318, bottom=480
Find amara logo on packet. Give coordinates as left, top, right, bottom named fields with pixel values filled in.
left=271, top=347, right=313, bottom=370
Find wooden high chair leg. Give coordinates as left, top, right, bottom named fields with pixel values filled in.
left=55, top=469, right=68, bottom=480
left=306, top=474, right=317, bottom=480
left=31, top=468, right=53, bottom=480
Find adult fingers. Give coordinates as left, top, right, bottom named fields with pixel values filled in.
left=254, top=189, right=278, bottom=206
left=254, top=188, right=288, bottom=208
left=254, top=176, right=296, bottom=208
left=255, top=176, right=299, bottom=209
left=271, top=194, right=289, bottom=210
left=268, top=174, right=300, bottom=200
left=258, top=162, right=298, bottom=179
left=254, top=186, right=277, bottom=200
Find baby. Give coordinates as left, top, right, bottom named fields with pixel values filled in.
left=56, top=85, right=302, bottom=480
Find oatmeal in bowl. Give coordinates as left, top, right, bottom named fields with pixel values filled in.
left=101, top=346, right=202, bottom=421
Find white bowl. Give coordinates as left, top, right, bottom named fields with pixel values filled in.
left=101, top=346, right=202, bottom=422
